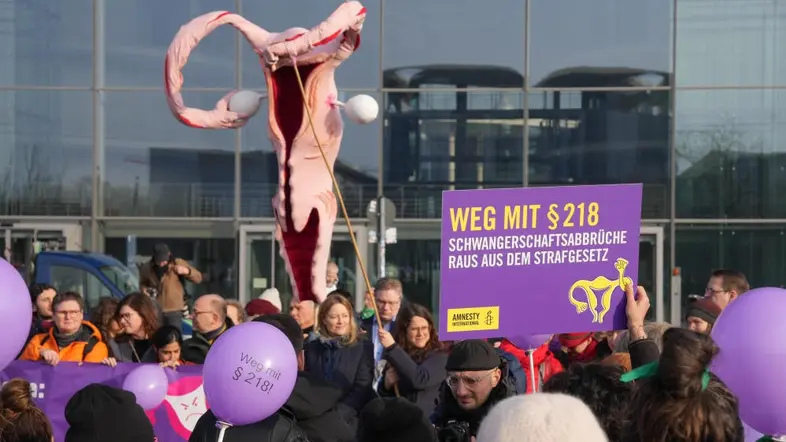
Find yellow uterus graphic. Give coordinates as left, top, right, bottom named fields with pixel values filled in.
left=568, top=258, right=633, bottom=324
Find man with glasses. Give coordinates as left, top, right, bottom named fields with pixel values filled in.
left=706, top=269, right=749, bottom=310
left=363, top=278, right=404, bottom=390
left=364, top=278, right=404, bottom=363
left=432, top=340, right=517, bottom=440
left=182, top=294, right=233, bottom=364
left=20, top=292, right=109, bottom=365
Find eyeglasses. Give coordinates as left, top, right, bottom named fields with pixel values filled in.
left=55, top=310, right=82, bottom=317
left=446, top=371, right=494, bottom=389
left=375, top=300, right=400, bottom=307
left=705, top=287, right=728, bottom=295
left=118, top=312, right=136, bottom=321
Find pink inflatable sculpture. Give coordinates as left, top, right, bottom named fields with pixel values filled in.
left=165, top=2, right=366, bottom=304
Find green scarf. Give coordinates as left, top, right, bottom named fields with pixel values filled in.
left=620, top=361, right=710, bottom=391
left=360, top=307, right=375, bottom=320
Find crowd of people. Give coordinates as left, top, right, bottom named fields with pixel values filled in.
left=0, top=242, right=758, bottom=442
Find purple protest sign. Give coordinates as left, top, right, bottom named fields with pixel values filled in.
left=1, top=361, right=205, bottom=442
left=440, top=184, right=642, bottom=340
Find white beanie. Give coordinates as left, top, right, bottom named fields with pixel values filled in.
left=259, top=288, right=282, bottom=311
left=477, top=393, right=608, bottom=442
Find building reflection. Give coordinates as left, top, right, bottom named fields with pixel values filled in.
left=383, top=65, right=671, bottom=218
left=103, top=149, right=378, bottom=219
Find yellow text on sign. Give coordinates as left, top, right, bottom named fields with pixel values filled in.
left=447, top=306, right=500, bottom=332
left=449, top=202, right=601, bottom=232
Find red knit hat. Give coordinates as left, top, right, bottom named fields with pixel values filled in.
left=558, top=332, right=592, bottom=349
left=686, top=297, right=722, bottom=325
left=245, top=299, right=280, bottom=317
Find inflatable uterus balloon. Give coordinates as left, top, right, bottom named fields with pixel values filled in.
left=165, top=2, right=367, bottom=303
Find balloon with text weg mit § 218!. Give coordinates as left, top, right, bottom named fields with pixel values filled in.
left=202, top=322, right=298, bottom=426
left=0, top=259, right=33, bottom=371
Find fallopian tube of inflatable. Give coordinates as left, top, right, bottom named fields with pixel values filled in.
left=165, top=2, right=367, bottom=304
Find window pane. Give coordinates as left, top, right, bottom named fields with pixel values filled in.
left=0, top=0, right=92, bottom=86
left=240, top=0, right=381, bottom=89
left=240, top=91, right=380, bottom=218
left=676, top=225, right=786, bottom=306
left=382, top=0, right=525, bottom=88
left=528, top=90, right=670, bottom=219
left=106, top=0, right=237, bottom=88
left=530, top=0, right=672, bottom=88
left=676, top=0, right=786, bottom=87
left=675, top=89, right=786, bottom=218
left=50, top=266, right=109, bottom=310
left=386, top=239, right=441, bottom=313
left=0, top=90, right=92, bottom=216
left=103, top=91, right=235, bottom=217
left=382, top=90, right=524, bottom=218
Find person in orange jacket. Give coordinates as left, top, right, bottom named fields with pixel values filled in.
left=20, top=292, right=109, bottom=365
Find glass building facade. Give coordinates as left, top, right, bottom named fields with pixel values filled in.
left=1, top=0, right=785, bottom=322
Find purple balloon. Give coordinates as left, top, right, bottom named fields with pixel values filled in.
left=712, top=287, right=786, bottom=436
left=122, top=364, right=168, bottom=410
left=744, top=421, right=764, bottom=442
left=509, top=334, right=552, bottom=350
left=203, top=322, right=298, bottom=426
left=0, top=259, right=33, bottom=372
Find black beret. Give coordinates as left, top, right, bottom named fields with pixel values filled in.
left=446, top=339, right=501, bottom=371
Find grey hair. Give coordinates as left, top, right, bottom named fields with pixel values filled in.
left=614, top=322, right=674, bottom=353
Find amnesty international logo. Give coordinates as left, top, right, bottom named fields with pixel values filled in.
left=447, top=306, right=500, bottom=332
left=568, top=258, right=633, bottom=324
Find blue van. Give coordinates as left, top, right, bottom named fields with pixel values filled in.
left=32, top=251, right=193, bottom=337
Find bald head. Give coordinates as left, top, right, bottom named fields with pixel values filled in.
left=193, top=294, right=227, bottom=333
left=327, top=262, right=339, bottom=288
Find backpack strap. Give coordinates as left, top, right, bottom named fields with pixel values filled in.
left=275, top=408, right=309, bottom=442
left=40, top=335, right=50, bottom=346
left=82, top=336, right=99, bottom=360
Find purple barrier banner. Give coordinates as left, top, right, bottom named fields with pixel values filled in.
left=0, top=361, right=206, bottom=442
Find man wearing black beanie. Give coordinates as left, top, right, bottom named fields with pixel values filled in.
left=431, top=340, right=517, bottom=439
left=65, top=384, right=156, bottom=442
left=359, top=397, right=436, bottom=442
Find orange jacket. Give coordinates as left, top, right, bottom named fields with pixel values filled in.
left=20, top=321, right=109, bottom=363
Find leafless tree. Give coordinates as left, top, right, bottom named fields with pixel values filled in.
left=676, top=116, right=763, bottom=170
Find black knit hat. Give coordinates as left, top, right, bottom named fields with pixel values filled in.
left=65, top=384, right=156, bottom=442
left=253, top=314, right=304, bottom=350
left=358, top=397, right=437, bottom=442
left=446, top=339, right=501, bottom=372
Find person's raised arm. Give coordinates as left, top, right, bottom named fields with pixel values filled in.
left=625, top=285, right=659, bottom=368
left=385, top=345, right=447, bottom=391
left=175, top=258, right=203, bottom=284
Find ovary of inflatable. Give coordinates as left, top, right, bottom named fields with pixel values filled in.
left=165, top=2, right=366, bottom=303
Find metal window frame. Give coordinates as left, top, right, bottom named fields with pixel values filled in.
left=1, top=0, right=785, bottom=312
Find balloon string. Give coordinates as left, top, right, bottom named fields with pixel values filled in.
left=527, top=349, right=537, bottom=393
left=290, top=60, right=383, bottom=331
left=216, top=421, right=231, bottom=442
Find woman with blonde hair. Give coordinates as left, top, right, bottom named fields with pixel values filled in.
left=0, top=378, right=54, bottom=442
left=304, top=294, right=374, bottom=425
